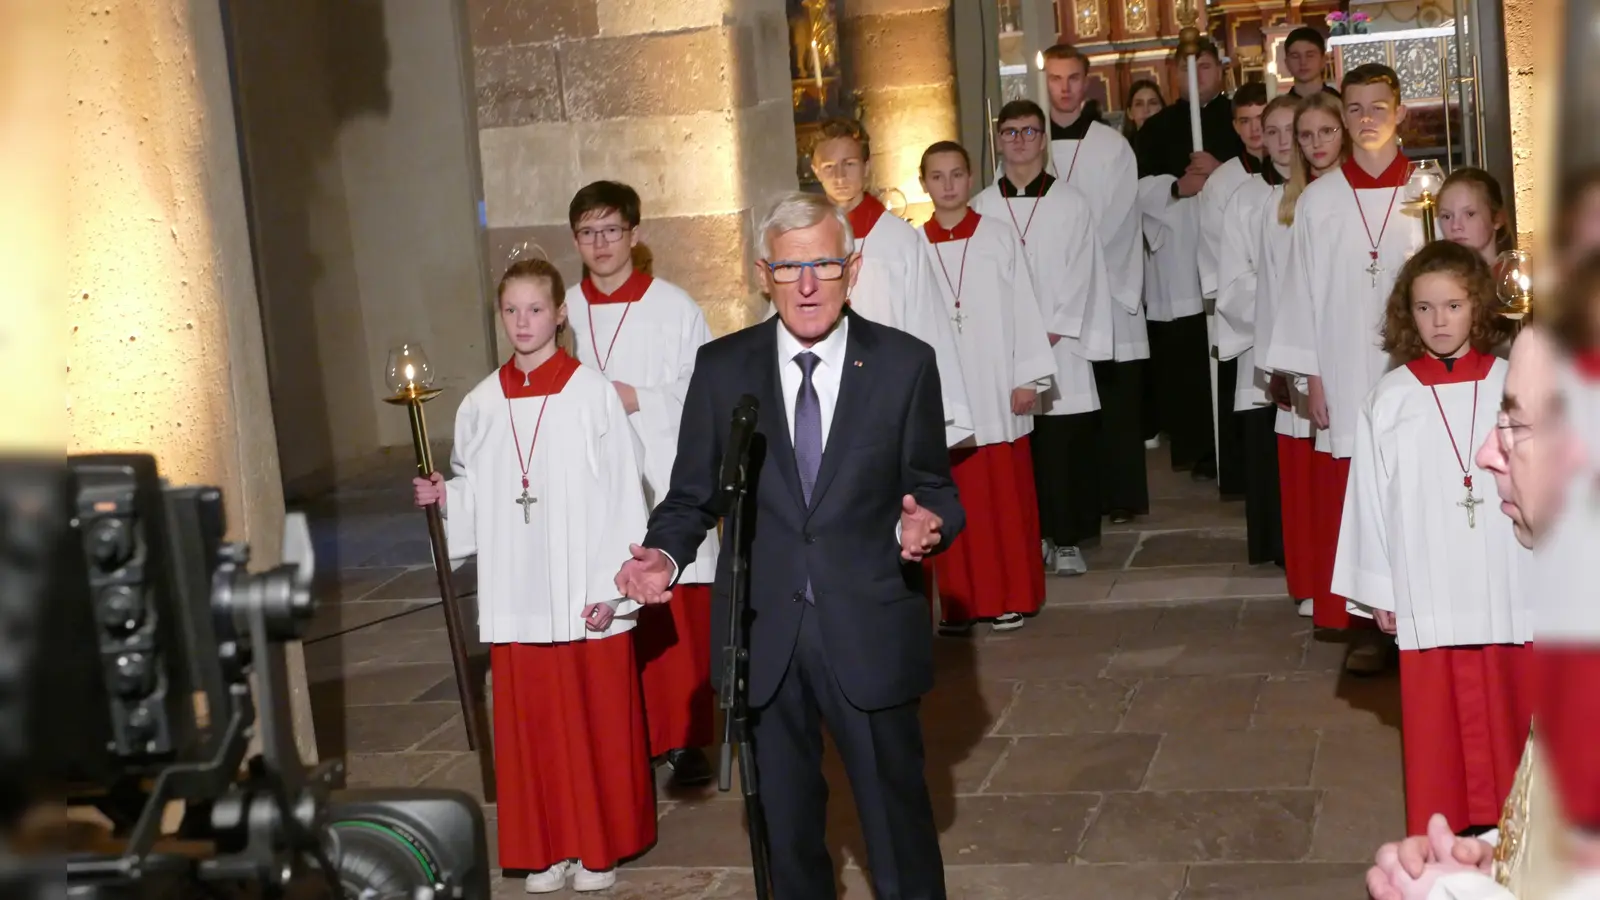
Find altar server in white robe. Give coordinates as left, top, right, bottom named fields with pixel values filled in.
left=810, top=117, right=974, bottom=447
left=1215, top=93, right=1299, bottom=571
left=1134, top=39, right=1243, bottom=481
left=1264, top=64, right=1425, bottom=664
left=1332, top=242, right=1531, bottom=837
left=414, top=259, right=654, bottom=894
left=1258, top=91, right=1351, bottom=618
left=562, top=181, right=718, bottom=790
left=973, top=99, right=1115, bottom=576
left=1042, top=43, right=1150, bottom=523
left=916, top=141, right=1057, bottom=634
left=1198, top=82, right=1271, bottom=498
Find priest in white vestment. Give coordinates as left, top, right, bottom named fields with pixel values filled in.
left=1333, top=242, right=1532, bottom=838
left=918, top=141, right=1056, bottom=634
left=973, top=99, right=1114, bottom=576
left=1042, top=43, right=1150, bottom=522
left=810, top=117, right=975, bottom=447
left=416, top=259, right=654, bottom=894
left=1263, top=65, right=1425, bottom=644
left=563, top=180, right=719, bottom=790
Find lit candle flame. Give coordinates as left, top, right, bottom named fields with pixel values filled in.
left=404, top=363, right=415, bottom=384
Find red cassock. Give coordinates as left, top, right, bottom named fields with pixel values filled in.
left=1276, top=435, right=1318, bottom=602
left=1534, top=645, right=1600, bottom=829
left=928, top=438, right=1046, bottom=622
left=491, top=638, right=656, bottom=872
left=633, top=583, right=715, bottom=757
left=1398, top=644, right=1533, bottom=835
left=1309, top=451, right=1370, bottom=629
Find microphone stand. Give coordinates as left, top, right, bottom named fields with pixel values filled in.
left=717, top=438, right=772, bottom=900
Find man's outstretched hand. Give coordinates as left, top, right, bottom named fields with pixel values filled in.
left=899, top=494, right=944, bottom=562
left=1366, top=814, right=1494, bottom=900
left=614, top=543, right=675, bottom=605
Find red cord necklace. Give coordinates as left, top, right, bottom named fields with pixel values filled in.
left=1429, top=378, right=1483, bottom=528
left=585, top=297, right=634, bottom=372
left=931, top=235, right=970, bottom=333
left=1350, top=177, right=1402, bottom=288
left=1003, top=172, right=1047, bottom=246
left=506, top=384, right=553, bottom=524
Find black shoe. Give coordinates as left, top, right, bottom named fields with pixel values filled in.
left=1190, top=458, right=1217, bottom=481
left=664, top=747, right=714, bottom=787
left=1108, top=508, right=1134, bottom=525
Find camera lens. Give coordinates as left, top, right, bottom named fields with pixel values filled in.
left=99, top=585, right=144, bottom=634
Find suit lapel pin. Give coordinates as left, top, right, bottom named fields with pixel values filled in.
left=853, top=360, right=864, bottom=367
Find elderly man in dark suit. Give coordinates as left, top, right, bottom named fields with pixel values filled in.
left=615, top=191, right=964, bottom=899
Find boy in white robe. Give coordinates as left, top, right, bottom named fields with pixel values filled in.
left=413, top=260, right=654, bottom=893
left=1333, top=242, right=1531, bottom=837
left=563, top=181, right=717, bottom=789
left=1264, top=63, right=1426, bottom=667
left=972, top=99, right=1114, bottom=575
left=1042, top=43, right=1150, bottom=523
left=917, top=141, right=1057, bottom=634
left=810, top=117, right=975, bottom=447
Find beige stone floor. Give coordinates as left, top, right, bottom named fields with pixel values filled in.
left=299, top=446, right=1401, bottom=899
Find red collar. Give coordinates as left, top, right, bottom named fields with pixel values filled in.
left=846, top=193, right=888, bottom=239
left=923, top=209, right=981, bottom=244
left=1342, top=150, right=1411, bottom=189
left=499, top=349, right=580, bottom=398
left=1405, top=347, right=1494, bottom=386
left=1576, top=349, right=1600, bottom=383
left=581, top=269, right=652, bottom=305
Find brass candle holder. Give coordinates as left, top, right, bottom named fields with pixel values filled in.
left=1404, top=159, right=1445, bottom=242
left=382, top=343, right=496, bottom=801
left=1495, top=249, right=1533, bottom=320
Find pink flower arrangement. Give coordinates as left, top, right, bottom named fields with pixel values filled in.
left=1351, top=11, right=1371, bottom=22
left=1326, top=10, right=1346, bottom=22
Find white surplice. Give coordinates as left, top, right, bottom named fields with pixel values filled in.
left=1252, top=185, right=1322, bottom=444
left=1331, top=357, right=1532, bottom=651
left=445, top=358, right=648, bottom=644
left=849, top=208, right=976, bottom=447
left=1136, top=176, right=1204, bottom=322
left=1263, top=160, right=1426, bottom=458
left=1197, top=156, right=1259, bottom=300
left=565, top=275, right=720, bottom=586
left=1047, top=122, right=1149, bottom=360
left=918, top=212, right=1058, bottom=445
left=973, top=176, right=1114, bottom=415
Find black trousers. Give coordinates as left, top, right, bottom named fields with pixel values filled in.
left=1240, top=405, right=1286, bottom=566
left=1216, top=357, right=1248, bottom=498
left=751, top=605, right=945, bottom=900
left=1032, top=411, right=1102, bottom=547
left=1146, top=313, right=1215, bottom=471
left=1092, top=359, right=1151, bottom=515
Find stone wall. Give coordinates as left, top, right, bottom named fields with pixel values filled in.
left=470, top=0, right=798, bottom=335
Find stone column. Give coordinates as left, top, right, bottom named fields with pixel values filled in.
left=1503, top=0, right=1543, bottom=248
left=840, top=0, right=959, bottom=222
left=65, top=0, right=316, bottom=761
left=470, top=0, right=798, bottom=335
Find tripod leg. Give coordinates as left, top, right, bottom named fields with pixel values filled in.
left=737, top=734, right=774, bottom=900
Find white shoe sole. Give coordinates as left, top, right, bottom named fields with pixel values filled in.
left=573, top=870, right=617, bottom=892
left=1296, top=598, right=1314, bottom=618
left=991, top=614, right=1025, bottom=632
left=525, top=863, right=569, bottom=894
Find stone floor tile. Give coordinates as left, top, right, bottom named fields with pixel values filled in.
left=986, top=734, right=1160, bottom=793
left=993, top=678, right=1136, bottom=735
left=1127, top=499, right=1247, bottom=531
left=311, top=565, right=411, bottom=604
left=1120, top=675, right=1263, bottom=732
left=1107, top=630, right=1307, bottom=678
left=1080, top=532, right=1142, bottom=570
left=970, top=636, right=1114, bottom=681
left=316, top=628, right=460, bottom=668
left=1130, top=529, right=1249, bottom=568
left=337, top=701, right=460, bottom=754
left=922, top=670, right=1019, bottom=740
left=365, top=563, right=477, bottom=601
left=1151, top=600, right=1244, bottom=633
left=947, top=863, right=1187, bottom=899
left=490, top=868, right=722, bottom=899
left=356, top=537, right=436, bottom=568
left=1309, top=786, right=1406, bottom=862
left=310, top=661, right=456, bottom=707
left=1106, top=566, right=1238, bottom=602
left=305, top=599, right=436, bottom=641
left=1253, top=672, right=1402, bottom=731
left=1312, top=726, right=1403, bottom=790
left=1143, top=730, right=1318, bottom=790
left=700, top=867, right=875, bottom=898
left=1218, top=567, right=1291, bottom=599
left=647, top=800, right=761, bottom=867
left=924, top=735, right=1010, bottom=795
left=1180, top=862, right=1372, bottom=899
left=412, top=714, right=473, bottom=751
left=1079, top=790, right=1319, bottom=863
left=418, top=750, right=496, bottom=803
left=996, top=605, right=1162, bottom=643
left=1043, top=571, right=1118, bottom=605
left=342, top=751, right=459, bottom=788
left=1301, top=634, right=1355, bottom=671
left=938, top=794, right=1101, bottom=864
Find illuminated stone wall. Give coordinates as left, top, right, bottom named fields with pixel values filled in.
left=841, top=0, right=958, bottom=224
left=1504, top=0, right=1547, bottom=249
left=470, top=0, right=799, bottom=335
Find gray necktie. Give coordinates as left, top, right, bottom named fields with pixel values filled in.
left=794, top=351, right=822, bottom=505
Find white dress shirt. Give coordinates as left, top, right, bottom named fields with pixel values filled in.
left=775, top=314, right=850, bottom=448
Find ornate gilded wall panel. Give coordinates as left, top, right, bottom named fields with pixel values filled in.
left=1075, top=0, right=1107, bottom=41
left=1123, top=0, right=1153, bottom=36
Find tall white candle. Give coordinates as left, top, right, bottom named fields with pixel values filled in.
left=1186, top=54, right=1203, bottom=151
left=811, top=40, right=824, bottom=96
left=1036, top=51, right=1049, bottom=109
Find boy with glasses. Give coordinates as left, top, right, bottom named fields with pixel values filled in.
left=973, top=100, right=1114, bottom=577
left=564, top=181, right=719, bottom=790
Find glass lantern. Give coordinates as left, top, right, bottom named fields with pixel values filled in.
left=1405, top=159, right=1445, bottom=243
left=1495, top=249, right=1533, bottom=319
left=386, top=343, right=435, bottom=396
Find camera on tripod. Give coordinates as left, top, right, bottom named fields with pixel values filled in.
left=0, top=453, right=491, bottom=899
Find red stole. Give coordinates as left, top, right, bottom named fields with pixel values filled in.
left=1575, top=349, right=1600, bottom=382
left=1404, top=348, right=1495, bottom=386
left=847, top=193, right=888, bottom=240
left=1342, top=150, right=1411, bottom=189
left=922, top=209, right=981, bottom=243
left=499, top=349, right=579, bottom=399
left=581, top=270, right=653, bottom=306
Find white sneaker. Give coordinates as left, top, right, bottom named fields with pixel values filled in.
left=1297, top=598, right=1314, bottom=618
left=1054, top=545, right=1088, bottom=576
left=524, top=861, right=570, bottom=894
left=572, top=866, right=617, bottom=892
left=1144, top=436, right=1161, bottom=450
left=991, top=612, right=1025, bottom=632
left=1042, top=537, right=1057, bottom=564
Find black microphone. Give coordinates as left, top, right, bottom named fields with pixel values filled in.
left=718, top=395, right=760, bottom=495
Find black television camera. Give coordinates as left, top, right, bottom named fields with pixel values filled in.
left=0, top=453, right=490, bottom=899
